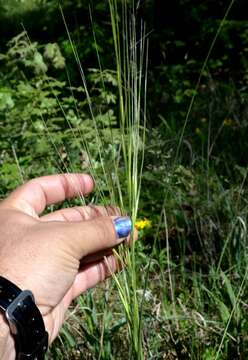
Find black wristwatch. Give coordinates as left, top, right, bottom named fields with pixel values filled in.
left=0, top=276, right=48, bottom=360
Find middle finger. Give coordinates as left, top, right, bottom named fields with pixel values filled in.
left=40, top=205, right=121, bottom=222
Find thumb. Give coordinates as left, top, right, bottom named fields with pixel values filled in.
left=56, top=216, right=132, bottom=260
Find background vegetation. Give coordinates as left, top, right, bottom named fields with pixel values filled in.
left=0, top=0, right=248, bottom=359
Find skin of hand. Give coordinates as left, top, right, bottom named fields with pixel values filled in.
left=0, top=173, right=131, bottom=359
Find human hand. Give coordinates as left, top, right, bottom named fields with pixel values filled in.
left=0, top=173, right=132, bottom=359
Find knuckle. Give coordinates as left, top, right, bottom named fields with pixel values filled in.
left=60, top=174, right=71, bottom=199
left=94, top=217, right=115, bottom=246
left=96, top=262, right=105, bottom=282
left=105, top=205, right=121, bottom=216
left=86, top=205, right=102, bottom=218
left=74, top=206, right=90, bottom=220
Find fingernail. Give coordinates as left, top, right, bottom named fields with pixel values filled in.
left=113, top=217, right=132, bottom=239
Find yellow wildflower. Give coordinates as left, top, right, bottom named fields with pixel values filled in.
left=195, top=127, right=201, bottom=135
left=223, top=118, right=234, bottom=126
left=200, top=117, right=207, bottom=123
left=135, top=218, right=152, bottom=230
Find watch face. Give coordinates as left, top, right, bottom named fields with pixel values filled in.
left=0, top=278, right=48, bottom=359
left=0, top=276, right=20, bottom=311
left=6, top=290, right=34, bottom=332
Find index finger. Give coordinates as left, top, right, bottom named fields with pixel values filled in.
left=1, top=173, right=94, bottom=217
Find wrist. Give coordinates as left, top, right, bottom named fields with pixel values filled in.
left=0, top=313, right=15, bottom=360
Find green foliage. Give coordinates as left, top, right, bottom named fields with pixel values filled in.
left=0, top=31, right=120, bottom=197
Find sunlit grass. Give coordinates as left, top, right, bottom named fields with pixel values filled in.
left=58, top=0, right=148, bottom=358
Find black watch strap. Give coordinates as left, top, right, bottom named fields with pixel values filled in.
left=0, top=276, right=48, bottom=360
